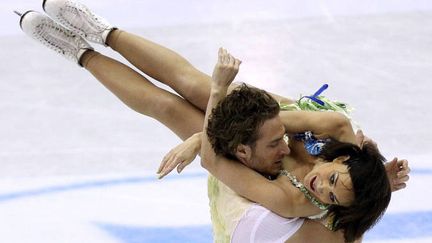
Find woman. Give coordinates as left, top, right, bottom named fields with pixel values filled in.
left=15, top=1, right=409, bottom=242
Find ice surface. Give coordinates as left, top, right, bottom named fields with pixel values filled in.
left=1, top=1, right=431, bottom=242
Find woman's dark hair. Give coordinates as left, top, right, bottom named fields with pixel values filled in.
left=319, top=140, right=391, bottom=242
left=207, top=84, right=280, bottom=160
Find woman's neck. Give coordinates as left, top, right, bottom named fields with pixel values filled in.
left=283, top=140, right=316, bottom=181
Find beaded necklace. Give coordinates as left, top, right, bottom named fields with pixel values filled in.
left=280, top=170, right=329, bottom=211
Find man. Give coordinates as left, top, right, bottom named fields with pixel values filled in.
left=160, top=53, right=409, bottom=242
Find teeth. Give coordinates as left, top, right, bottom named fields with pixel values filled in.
left=310, top=176, right=316, bottom=192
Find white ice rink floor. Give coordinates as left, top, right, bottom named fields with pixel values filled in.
left=1, top=1, right=432, bottom=242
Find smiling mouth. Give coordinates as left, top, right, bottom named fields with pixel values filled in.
left=310, top=176, right=317, bottom=192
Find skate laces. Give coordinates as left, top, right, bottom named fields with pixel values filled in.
left=56, top=1, right=110, bottom=43
left=34, top=19, right=74, bottom=59
left=32, top=17, right=87, bottom=61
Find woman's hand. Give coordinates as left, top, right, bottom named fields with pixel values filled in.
left=157, top=133, right=201, bottom=179
left=211, top=48, right=241, bottom=89
left=385, top=157, right=410, bottom=192
left=355, top=130, right=410, bottom=192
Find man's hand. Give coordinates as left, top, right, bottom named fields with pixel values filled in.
left=385, top=157, right=410, bottom=192
left=211, top=48, right=241, bottom=88
left=157, top=133, right=201, bottom=179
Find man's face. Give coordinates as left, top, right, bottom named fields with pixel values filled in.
left=245, top=116, right=290, bottom=177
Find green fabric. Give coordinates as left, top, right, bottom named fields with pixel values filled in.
left=208, top=175, right=230, bottom=243
left=280, top=95, right=352, bottom=117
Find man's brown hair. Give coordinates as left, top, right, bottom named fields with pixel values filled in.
left=206, top=84, right=280, bottom=160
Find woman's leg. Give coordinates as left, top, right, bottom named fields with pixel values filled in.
left=41, top=0, right=293, bottom=112
left=107, top=30, right=295, bottom=112
left=81, top=50, right=204, bottom=141
left=107, top=30, right=212, bottom=111
left=19, top=8, right=203, bottom=140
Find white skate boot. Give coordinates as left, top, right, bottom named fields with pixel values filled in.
left=16, top=10, right=93, bottom=66
left=43, top=0, right=115, bottom=46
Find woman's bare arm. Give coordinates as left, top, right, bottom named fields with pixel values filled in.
left=157, top=132, right=202, bottom=179
left=279, top=110, right=357, bottom=144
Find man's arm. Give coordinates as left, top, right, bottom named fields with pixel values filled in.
left=200, top=48, right=322, bottom=218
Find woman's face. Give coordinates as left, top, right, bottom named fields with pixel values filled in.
left=303, top=156, right=355, bottom=206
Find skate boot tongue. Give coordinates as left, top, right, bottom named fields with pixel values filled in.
left=43, top=0, right=115, bottom=46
